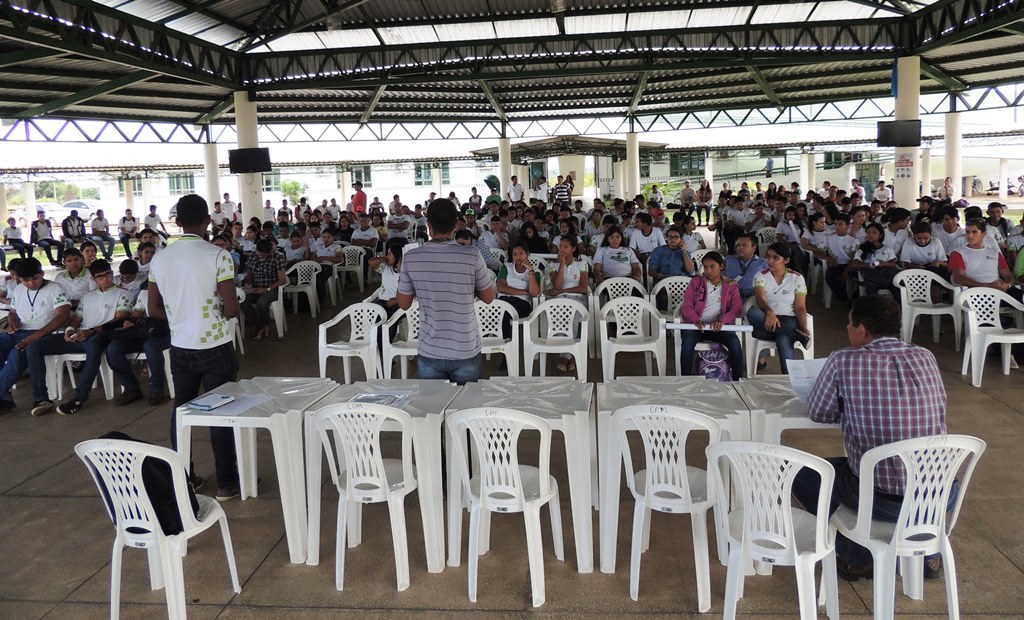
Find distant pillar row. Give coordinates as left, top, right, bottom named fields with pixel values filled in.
left=234, top=91, right=263, bottom=223
left=799, top=153, right=815, bottom=195
left=124, top=178, right=135, bottom=212
left=23, top=181, right=35, bottom=217
left=204, top=143, right=221, bottom=207
left=498, top=137, right=512, bottom=194
left=625, top=132, right=640, bottom=198
left=893, top=55, right=921, bottom=210
left=921, top=148, right=932, bottom=195
left=704, top=156, right=714, bottom=188
left=945, top=111, right=962, bottom=201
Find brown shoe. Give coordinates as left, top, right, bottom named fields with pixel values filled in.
left=115, top=389, right=143, bottom=407
left=924, top=556, right=942, bottom=579
left=836, top=558, right=873, bottom=582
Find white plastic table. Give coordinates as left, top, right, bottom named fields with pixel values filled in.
left=303, top=379, right=463, bottom=573
left=176, top=376, right=338, bottom=564
left=734, top=376, right=839, bottom=444
left=445, top=377, right=596, bottom=573
left=596, top=377, right=751, bottom=574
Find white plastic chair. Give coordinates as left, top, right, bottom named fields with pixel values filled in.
left=488, top=247, right=507, bottom=267
left=649, top=276, right=694, bottom=375
left=755, top=227, right=777, bottom=258
left=746, top=310, right=815, bottom=378
left=233, top=287, right=245, bottom=354
left=125, top=349, right=176, bottom=400
left=598, top=296, right=666, bottom=380
left=959, top=287, right=1024, bottom=387
left=830, top=434, right=986, bottom=620
left=313, top=403, right=418, bottom=592
left=362, top=286, right=383, bottom=303
left=284, top=260, right=321, bottom=318
left=49, top=353, right=116, bottom=401
left=318, top=303, right=386, bottom=382
left=447, top=407, right=564, bottom=608
left=707, top=441, right=839, bottom=620
left=590, top=277, right=648, bottom=358
left=689, top=249, right=712, bottom=275
left=75, top=438, right=240, bottom=620
left=336, top=246, right=367, bottom=293
left=522, top=298, right=589, bottom=381
left=801, top=248, right=825, bottom=295
left=614, top=405, right=720, bottom=609
left=475, top=299, right=521, bottom=376
left=240, top=285, right=287, bottom=340
left=381, top=301, right=420, bottom=379
left=894, top=269, right=961, bottom=348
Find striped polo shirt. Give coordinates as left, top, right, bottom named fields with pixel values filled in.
left=397, top=240, right=492, bottom=360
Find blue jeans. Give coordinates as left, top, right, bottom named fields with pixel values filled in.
left=170, top=343, right=239, bottom=488
left=36, top=238, right=63, bottom=265
left=746, top=305, right=800, bottom=374
left=27, top=332, right=109, bottom=402
left=0, top=330, right=33, bottom=404
left=90, top=234, right=115, bottom=259
left=106, top=335, right=171, bottom=393
left=678, top=329, right=745, bottom=379
left=792, top=457, right=956, bottom=566
left=417, top=354, right=483, bottom=385
left=118, top=232, right=137, bottom=258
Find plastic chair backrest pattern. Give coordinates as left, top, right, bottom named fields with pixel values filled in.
left=448, top=407, right=552, bottom=513
left=690, top=249, right=712, bottom=274
left=707, top=441, right=835, bottom=563
left=342, top=245, right=366, bottom=266
left=960, top=287, right=1019, bottom=328
left=594, top=277, right=646, bottom=306
left=531, top=298, right=586, bottom=339
left=615, top=405, right=721, bottom=512
left=852, top=434, right=985, bottom=552
left=601, top=296, right=657, bottom=337
left=288, top=260, right=322, bottom=286
left=476, top=299, right=515, bottom=341
left=347, top=303, right=387, bottom=344
left=314, top=403, right=415, bottom=503
left=649, top=276, right=691, bottom=315
left=75, top=439, right=194, bottom=540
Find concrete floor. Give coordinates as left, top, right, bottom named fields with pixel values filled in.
left=2, top=277, right=1024, bottom=619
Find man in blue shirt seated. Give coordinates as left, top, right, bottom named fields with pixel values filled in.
left=649, top=226, right=695, bottom=310
left=724, top=233, right=768, bottom=301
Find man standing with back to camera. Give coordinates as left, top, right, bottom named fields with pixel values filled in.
left=148, top=194, right=242, bottom=500
left=396, top=198, right=494, bottom=384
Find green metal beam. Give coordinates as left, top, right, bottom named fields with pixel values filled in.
left=14, top=71, right=155, bottom=119
left=913, top=0, right=1024, bottom=52
left=478, top=81, right=507, bottom=123
left=919, top=60, right=968, bottom=91
left=626, top=71, right=651, bottom=116
left=194, top=95, right=236, bottom=125
left=0, top=48, right=64, bottom=69
left=359, top=84, right=387, bottom=123
left=238, top=0, right=373, bottom=51
left=746, top=65, right=783, bottom=108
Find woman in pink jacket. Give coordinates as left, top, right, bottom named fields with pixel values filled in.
left=679, top=251, right=746, bottom=378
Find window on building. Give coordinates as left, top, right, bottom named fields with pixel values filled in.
left=262, top=171, right=281, bottom=192
left=669, top=153, right=705, bottom=178
left=117, top=176, right=143, bottom=198
left=339, top=164, right=372, bottom=189
left=414, top=162, right=450, bottom=186
left=167, top=172, right=195, bottom=196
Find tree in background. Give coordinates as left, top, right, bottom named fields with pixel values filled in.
left=280, top=179, right=308, bottom=206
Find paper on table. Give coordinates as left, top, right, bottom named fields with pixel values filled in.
left=193, top=393, right=273, bottom=416
left=349, top=391, right=412, bottom=409
left=787, top=358, right=829, bottom=403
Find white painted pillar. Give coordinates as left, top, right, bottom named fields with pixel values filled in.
left=234, top=91, right=262, bottom=224
left=613, top=160, right=626, bottom=199
left=844, top=162, right=859, bottom=194
left=498, top=137, right=512, bottom=196
left=945, top=111, right=962, bottom=200
left=0, top=183, right=7, bottom=223
left=920, top=149, right=932, bottom=196
left=141, top=178, right=154, bottom=212
left=203, top=143, right=221, bottom=205
left=893, top=56, right=920, bottom=209
left=799, top=153, right=815, bottom=196
left=999, top=158, right=1009, bottom=201
left=431, top=166, right=442, bottom=198
left=340, top=171, right=353, bottom=209
left=124, top=178, right=135, bottom=212
left=23, top=181, right=35, bottom=216
left=704, top=156, right=714, bottom=188
left=626, top=132, right=640, bottom=198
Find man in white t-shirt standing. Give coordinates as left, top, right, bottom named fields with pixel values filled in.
left=873, top=181, right=892, bottom=203
left=263, top=199, right=276, bottom=223
left=221, top=193, right=237, bottom=218
left=507, top=175, right=525, bottom=203
left=149, top=194, right=241, bottom=499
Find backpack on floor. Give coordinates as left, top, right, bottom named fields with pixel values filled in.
left=696, top=343, right=732, bottom=382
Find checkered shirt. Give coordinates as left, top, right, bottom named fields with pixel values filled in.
left=248, top=251, right=285, bottom=288
left=808, top=337, right=947, bottom=495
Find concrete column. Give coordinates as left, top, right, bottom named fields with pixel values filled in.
left=124, top=178, right=135, bottom=212
left=340, top=171, right=353, bottom=208
left=999, top=158, right=1009, bottom=201
left=844, top=162, right=859, bottom=193
left=498, top=137, right=512, bottom=195
left=704, top=156, right=714, bottom=188
left=23, top=181, right=35, bottom=216
left=141, top=178, right=154, bottom=212
left=799, top=153, right=815, bottom=196
left=945, top=111, right=962, bottom=200
left=920, top=149, right=932, bottom=196
left=431, top=166, right=442, bottom=198
left=233, top=91, right=263, bottom=224
left=203, top=143, right=221, bottom=205
left=625, top=132, right=640, bottom=198
left=613, top=160, right=626, bottom=198
left=893, top=56, right=920, bottom=209
left=0, top=183, right=7, bottom=223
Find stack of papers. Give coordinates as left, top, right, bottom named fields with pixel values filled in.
left=349, top=392, right=412, bottom=409
left=787, top=358, right=828, bottom=403
left=187, top=394, right=235, bottom=411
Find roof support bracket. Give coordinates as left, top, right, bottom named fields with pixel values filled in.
left=360, top=84, right=387, bottom=123
left=15, top=71, right=155, bottom=119
left=627, top=71, right=652, bottom=116
left=194, top=95, right=236, bottom=125
left=920, top=60, right=968, bottom=91
left=745, top=65, right=784, bottom=110
left=479, top=81, right=508, bottom=123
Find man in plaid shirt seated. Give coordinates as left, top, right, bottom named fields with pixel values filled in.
left=792, top=294, right=947, bottom=581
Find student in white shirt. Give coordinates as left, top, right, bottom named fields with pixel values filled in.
left=0, top=258, right=72, bottom=413
left=263, top=199, right=276, bottom=223
left=118, top=209, right=140, bottom=258
left=144, top=205, right=170, bottom=241
left=115, top=259, right=143, bottom=304
left=30, top=259, right=131, bottom=414
left=496, top=242, right=541, bottom=337
left=546, top=236, right=589, bottom=374
left=848, top=222, right=900, bottom=296
left=746, top=242, right=810, bottom=375
left=3, top=217, right=30, bottom=260
left=54, top=248, right=96, bottom=307
left=899, top=221, right=949, bottom=281
left=89, top=209, right=116, bottom=260
left=210, top=203, right=230, bottom=234
left=284, top=231, right=309, bottom=266
left=313, top=228, right=344, bottom=300
left=593, top=226, right=641, bottom=284
left=133, top=242, right=157, bottom=278
left=822, top=213, right=859, bottom=305
left=628, top=212, right=666, bottom=269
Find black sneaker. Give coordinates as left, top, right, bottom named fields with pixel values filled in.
left=793, top=329, right=812, bottom=349
left=0, top=400, right=15, bottom=412
left=31, top=399, right=56, bottom=417
left=215, top=486, right=240, bottom=502
left=56, top=399, right=84, bottom=416
left=189, top=474, right=206, bottom=493
left=147, top=392, right=163, bottom=406
left=115, top=389, right=142, bottom=407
